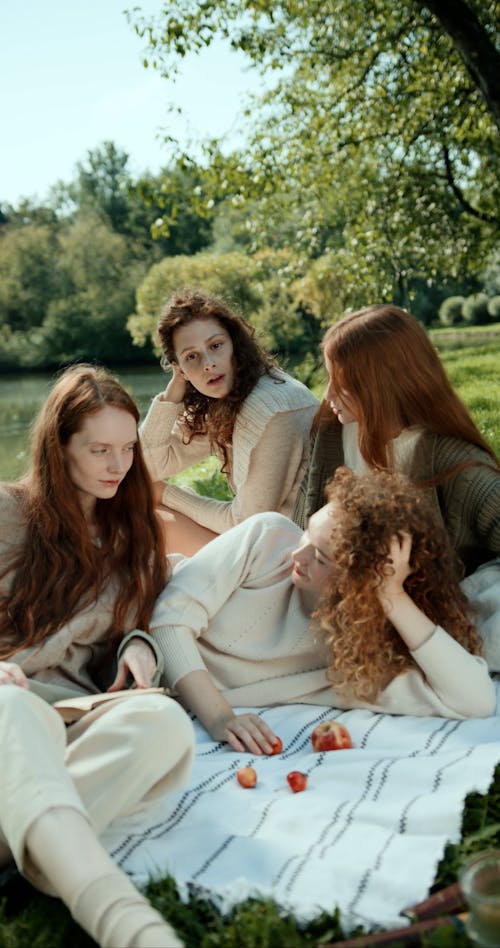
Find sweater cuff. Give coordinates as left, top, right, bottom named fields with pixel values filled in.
left=152, top=625, right=207, bottom=689
left=118, top=629, right=164, bottom=685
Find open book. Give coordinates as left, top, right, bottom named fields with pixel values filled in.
left=53, top=687, right=166, bottom=724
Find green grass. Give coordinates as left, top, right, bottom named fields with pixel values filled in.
left=1, top=341, right=498, bottom=947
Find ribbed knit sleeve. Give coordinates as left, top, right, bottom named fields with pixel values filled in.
left=150, top=513, right=306, bottom=690
left=409, top=625, right=495, bottom=717
left=142, top=372, right=318, bottom=534
left=139, top=396, right=211, bottom=483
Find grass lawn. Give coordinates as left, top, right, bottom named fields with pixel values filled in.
left=1, top=342, right=499, bottom=947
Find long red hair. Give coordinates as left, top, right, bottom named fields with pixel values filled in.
left=0, top=364, right=168, bottom=658
left=321, top=305, right=498, bottom=473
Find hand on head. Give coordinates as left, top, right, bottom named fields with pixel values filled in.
left=164, top=362, right=187, bottom=404
left=377, top=533, right=413, bottom=614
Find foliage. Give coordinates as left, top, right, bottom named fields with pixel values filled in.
left=127, top=250, right=262, bottom=352
left=487, top=295, right=500, bottom=319
left=0, top=225, right=59, bottom=332
left=438, top=296, right=466, bottom=326
left=0, top=142, right=218, bottom=370
left=128, top=246, right=331, bottom=370
left=130, top=0, right=500, bottom=299
left=462, top=291, right=492, bottom=325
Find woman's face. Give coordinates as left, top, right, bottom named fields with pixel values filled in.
left=324, top=356, right=358, bottom=425
left=63, top=405, right=137, bottom=517
left=173, top=317, right=235, bottom=399
left=291, top=503, right=338, bottom=594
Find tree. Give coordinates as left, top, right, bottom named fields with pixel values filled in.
left=0, top=224, right=59, bottom=331
left=42, top=215, right=149, bottom=365
left=131, top=0, right=499, bottom=299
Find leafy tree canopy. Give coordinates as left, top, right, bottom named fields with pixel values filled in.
left=130, top=0, right=500, bottom=300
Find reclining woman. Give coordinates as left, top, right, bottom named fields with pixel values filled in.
left=140, top=289, right=318, bottom=555
left=293, top=304, right=500, bottom=578
left=149, top=467, right=496, bottom=755
left=0, top=365, right=195, bottom=948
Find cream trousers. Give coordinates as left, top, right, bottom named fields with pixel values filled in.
left=0, top=686, right=195, bottom=892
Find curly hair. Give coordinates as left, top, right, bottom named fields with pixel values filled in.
left=0, top=364, right=168, bottom=658
left=157, top=289, right=279, bottom=470
left=313, top=467, right=481, bottom=702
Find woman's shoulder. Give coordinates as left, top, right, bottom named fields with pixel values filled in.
left=426, top=432, right=499, bottom=473
left=243, top=370, right=319, bottom=417
left=0, top=484, right=27, bottom=556
left=0, top=483, right=26, bottom=519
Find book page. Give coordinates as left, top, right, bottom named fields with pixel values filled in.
left=53, top=687, right=166, bottom=723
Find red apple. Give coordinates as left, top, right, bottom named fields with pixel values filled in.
left=268, top=736, right=283, bottom=756
left=311, top=721, right=353, bottom=752
left=286, top=770, right=308, bottom=793
left=237, top=766, right=257, bottom=788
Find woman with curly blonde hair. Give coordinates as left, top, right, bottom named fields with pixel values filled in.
left=293, top=304, right=500, bottom=577
left=149, top=467, right=495, bottom=756
left=140, top=289, right=318, bottom=555
left=315, top=467, right=483, bottom=704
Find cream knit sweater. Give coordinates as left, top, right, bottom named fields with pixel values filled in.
left=140, top=370, right=318, bottom=533
left=151, top=512, right=496, bottom=719
left=0, top=487, right=162, bottom=703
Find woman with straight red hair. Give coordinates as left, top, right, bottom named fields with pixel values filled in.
left=0, top=364, right=194, bottom=948
left=293, top=305, right=500, bottom=577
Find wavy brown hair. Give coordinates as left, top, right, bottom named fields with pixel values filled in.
left=319, top=305, right=498, bottom=479
left=313, top=467, right=481, bottom=702
left=158, top=289, right=279, bottom=469
left=0, top=364, right=168, bottom=658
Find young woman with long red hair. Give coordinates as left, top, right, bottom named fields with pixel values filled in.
left=140, top=289, right=318, bottom=555
left=293, top=305, right=500, bottom=577
left=0, top=365, right=194, bottom=948
left=149, top=468, right=496, bottom=756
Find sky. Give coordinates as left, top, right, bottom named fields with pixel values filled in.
left=0, top=0, right=261, bottom=207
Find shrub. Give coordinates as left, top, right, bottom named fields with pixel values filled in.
left=487, top=296, right=500, bottom=321
left=462, top=293, right=491, bottom=326
left=438, top=296, right=465, bottom=326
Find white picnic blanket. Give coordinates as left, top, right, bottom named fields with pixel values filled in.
left=101, top=680, right=500, bottom=935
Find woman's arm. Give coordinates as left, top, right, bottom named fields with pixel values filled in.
left=378, top=535, right=496, bottom=717
left=175, top=669, right=279, bottom=754
left=139, top=393, right=210, bottom=483
left=163, top=409, right=313, bottom=534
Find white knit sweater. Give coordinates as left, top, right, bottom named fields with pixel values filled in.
left=151, top=512, right=496, bottom=719
left=139, top=371, right=318, bottom=533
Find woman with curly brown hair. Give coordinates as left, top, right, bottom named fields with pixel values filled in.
left=0, top=365, right=194, bottom=948
left=293, top=305, right=500, bottom=578
left=140, top=289, right=318, bottom=555
left=150, top=467, right=496, bottom=756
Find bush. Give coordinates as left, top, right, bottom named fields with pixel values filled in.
left=462, top=293, right=491, bottom=326
left=487, top=296, right=500, bottom=320
left=438, top=296, right=465, bottom=326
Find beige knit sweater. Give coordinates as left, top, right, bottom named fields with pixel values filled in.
left=139, top=370, right=318, bottom=533
left=151, top=512, right=496, bottom=719
left=0, top=487, right=161, bottom=703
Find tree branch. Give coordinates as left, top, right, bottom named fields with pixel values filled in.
left=442, top=143, right=499, bottom=224
left=417, top=0, right=500, bottom=130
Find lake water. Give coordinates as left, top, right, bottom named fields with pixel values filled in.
left=0, top=365, right=168, bottom=481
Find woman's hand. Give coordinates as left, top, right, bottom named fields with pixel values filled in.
left=0, top=660, right=30, bottom=689
left=212, top=711, right=280, bottom=755
left=163, top=363, right=186, bottom=404
left=377, top=533, right=413, bottom=615
left=108, top=640, right=157, bottom=691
